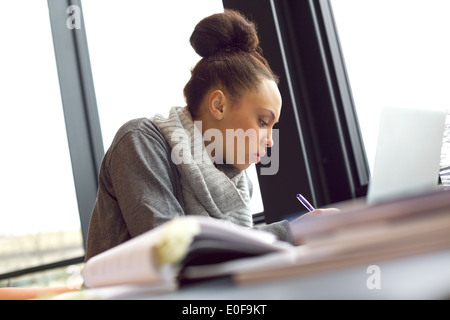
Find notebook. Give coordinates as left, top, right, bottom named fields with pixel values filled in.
left=367, top=107, right=447, bottom=204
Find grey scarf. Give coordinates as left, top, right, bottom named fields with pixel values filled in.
left=152, top=106, right=253, bottom=227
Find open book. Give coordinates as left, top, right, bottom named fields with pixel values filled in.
left=82, top=216, right=292, bottom=289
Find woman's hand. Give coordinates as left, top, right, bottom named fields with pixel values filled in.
left=296, top=208, right=340, bottom=219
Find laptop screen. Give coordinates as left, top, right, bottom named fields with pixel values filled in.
left=367, top=107, right=447, bottom=204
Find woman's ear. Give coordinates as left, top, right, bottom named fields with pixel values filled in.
left=208, top=90, right=225, bottom=121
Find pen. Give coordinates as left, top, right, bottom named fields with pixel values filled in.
left=296, top=194, right=315, bottom=212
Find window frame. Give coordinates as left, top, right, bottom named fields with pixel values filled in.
left=47, top=0, right=105, bottom=250
left=223, top=0, right=370, bottom=223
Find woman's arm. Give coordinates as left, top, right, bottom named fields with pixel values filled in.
left=108, top=128, right=186, bottom=234
left=85, top=119, right=185, bottom=260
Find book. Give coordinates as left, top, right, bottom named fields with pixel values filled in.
left=176, top=189, right=450, bottom=284
left=82, top=189, right=450, bottom=291
left=233, top=189, right=450, bottom=284
left=81, top=216, right=292, bottom=289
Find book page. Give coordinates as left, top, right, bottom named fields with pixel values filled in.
left=82, top=216, right=292, bottom=288
left=194, top=216, right=291, bottom=250
left=82, top=226, right=172, bottom=288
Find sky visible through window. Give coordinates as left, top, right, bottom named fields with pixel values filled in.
left=331, top=0, right=450, bottom=173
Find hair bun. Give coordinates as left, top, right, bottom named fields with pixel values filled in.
left=190, top=9, right=259, bottom=58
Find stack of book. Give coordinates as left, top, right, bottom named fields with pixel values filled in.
left=75, top=189, right=450, bottom=298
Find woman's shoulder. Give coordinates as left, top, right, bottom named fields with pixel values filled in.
left=116, top=117, right=162, bottom=138
left=111, top=117, right=166, bottom=146
left=105, top=117, right=171, bottom=163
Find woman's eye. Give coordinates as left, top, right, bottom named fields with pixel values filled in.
left=259, top=119, right=268, bottom=126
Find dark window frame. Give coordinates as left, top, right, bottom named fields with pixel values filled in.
left=223, top=0, right=370, bottom=223
left=47, top=0, right=104, bottom=250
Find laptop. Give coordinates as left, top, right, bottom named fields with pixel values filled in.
left=367, top=107, right=448, bottom=204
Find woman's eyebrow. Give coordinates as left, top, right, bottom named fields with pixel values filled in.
left=263, top=108, right=279, bottom=124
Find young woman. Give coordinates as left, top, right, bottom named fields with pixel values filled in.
left=85, top=9, right=335, bottom=261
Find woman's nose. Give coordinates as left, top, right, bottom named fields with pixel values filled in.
left=261, top=129, right=274, bottom=148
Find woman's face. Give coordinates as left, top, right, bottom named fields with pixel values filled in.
left=220, top=79, right=282, bottom=171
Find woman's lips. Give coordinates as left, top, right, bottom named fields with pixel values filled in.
left=255, top=151, right=266, bottom=163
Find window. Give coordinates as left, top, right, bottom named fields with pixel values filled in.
left=330, top=0, right=450, bottom=173
left=82, top=0, right=264, bottom=213
left=83, top=0, right=223, bottom=147
left=0, top=1, right=84, bottom=286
